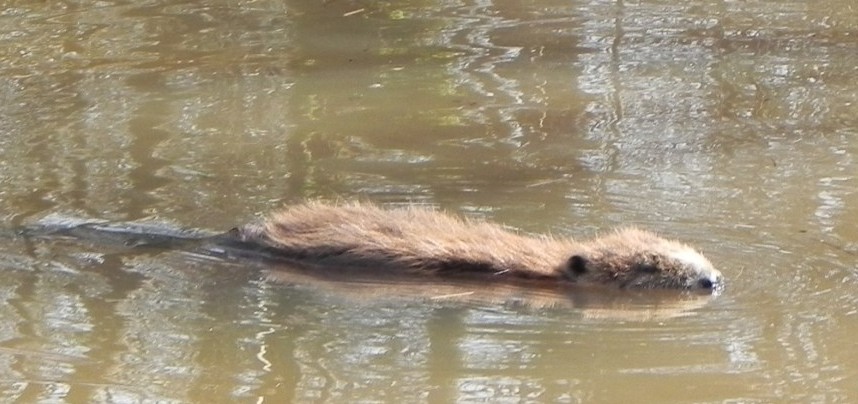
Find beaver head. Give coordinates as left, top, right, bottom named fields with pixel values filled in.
left=564, top=228, right=722, bottom=291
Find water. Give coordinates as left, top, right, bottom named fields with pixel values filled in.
left=1, top=0, right=857, bottom=402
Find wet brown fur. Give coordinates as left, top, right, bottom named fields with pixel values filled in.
left=236, top=201, right=720, bottom=290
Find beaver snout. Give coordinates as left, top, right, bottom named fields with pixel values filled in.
left=668, top=248, right=722, bottom=292
left=693, top=272, right=723, bottom=292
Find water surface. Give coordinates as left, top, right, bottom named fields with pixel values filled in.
left=1, top=0, right=857, bottom=402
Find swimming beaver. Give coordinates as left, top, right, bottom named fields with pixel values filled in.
left=22, top=202, right=722, bottom=291
left=226, top=202, right=723, bottom=291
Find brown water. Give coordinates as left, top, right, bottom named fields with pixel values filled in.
left=1, top=0, right=857, bottom=402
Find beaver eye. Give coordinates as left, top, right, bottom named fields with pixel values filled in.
left=568, top=255, right=588, bottom=276
left=638, top=264, right=659, bottom=274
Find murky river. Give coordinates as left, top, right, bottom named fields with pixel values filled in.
left=1, top=0, right=857, bottom=402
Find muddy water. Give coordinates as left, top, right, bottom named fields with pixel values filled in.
left=1, top=0, right=857, bottom=402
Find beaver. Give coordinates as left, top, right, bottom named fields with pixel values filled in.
left=229, top=202, right=723, bottom=291
left=22, top=202, right=722, bottom=292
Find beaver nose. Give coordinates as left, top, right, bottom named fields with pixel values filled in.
left=696, top=274, right=722, bottom=290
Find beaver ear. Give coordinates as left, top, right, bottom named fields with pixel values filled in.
left=567, top=255, right=588, bottom=278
